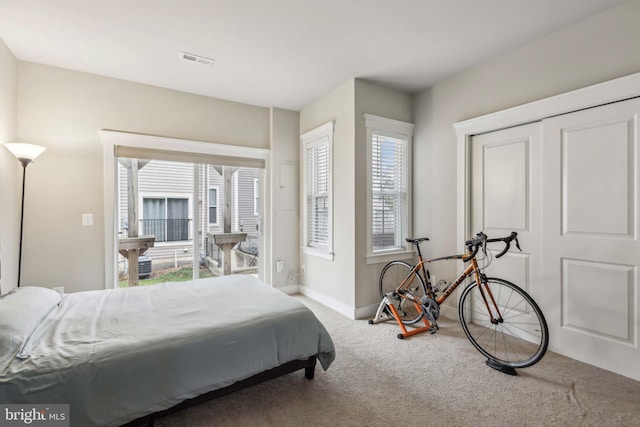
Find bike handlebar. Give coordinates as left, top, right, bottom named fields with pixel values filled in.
left=462, top=231, right=521, bottom=262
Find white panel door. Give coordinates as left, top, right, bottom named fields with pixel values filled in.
left=471, top=122, right=543, bottom=302
left=543, top=98, right=640, bottom=381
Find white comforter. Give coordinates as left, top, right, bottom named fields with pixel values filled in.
left=0, top=276, right=335, bottom=426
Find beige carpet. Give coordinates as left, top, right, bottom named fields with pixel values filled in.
left=155, top=295, right=640, bottom=426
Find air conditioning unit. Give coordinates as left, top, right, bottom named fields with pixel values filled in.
left=138, top=256, right=152, bottom=279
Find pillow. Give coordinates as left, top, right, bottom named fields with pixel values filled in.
left=0, top=286, right=62, bottom=370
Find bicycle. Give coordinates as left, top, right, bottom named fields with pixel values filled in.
left=369, top=231, right=549, bottom=374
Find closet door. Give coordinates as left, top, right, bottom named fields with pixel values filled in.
left=471, top=122, right=543, bottom=304
left=543, top=98, right=640, bottom=381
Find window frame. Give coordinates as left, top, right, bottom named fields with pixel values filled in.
left=301, top=121, right=334, bottom=260
left=365, top=114, right=414, bottom=264
left=101, top=130, right=269, bottom=289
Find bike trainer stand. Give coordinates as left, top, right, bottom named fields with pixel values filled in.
left=368, top=296, right=435, bottom=339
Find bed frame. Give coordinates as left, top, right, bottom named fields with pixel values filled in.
left=122, top=355, right=317, bottom=426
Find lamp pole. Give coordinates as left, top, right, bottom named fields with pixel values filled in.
left=4, top=143, right=46, bottom=288
left=17, top=159, right=29, bottom=287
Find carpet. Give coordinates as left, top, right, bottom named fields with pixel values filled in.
left=154, top=295, right=640, bottom=426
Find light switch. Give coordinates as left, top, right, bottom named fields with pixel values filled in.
left=82, top=213, right=94, bottom=226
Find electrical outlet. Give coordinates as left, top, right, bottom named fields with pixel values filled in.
left=276, top=260, right=284, bottom=273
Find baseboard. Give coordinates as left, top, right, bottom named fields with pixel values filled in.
left=357, top=300, right=458, bottom=322
left=275, top=284, right=300, bottom=295
left=298, top=286, right=356, bottom=319
left=354, top=301, right=380, bottom=320
left=295, top=288, right=454, bottom=323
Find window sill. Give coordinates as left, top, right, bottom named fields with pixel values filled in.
left=302, top=246, right=334, bottom=261
left=366, top=250, right=414, bottom=265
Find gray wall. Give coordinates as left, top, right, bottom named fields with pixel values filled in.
left=268, top=107, right=300, bottom=290
left=0, top=39, right=19, bottom=294
left=413, top=0, right=640, bottom=288
left=16, top=62, right=270, bottom=292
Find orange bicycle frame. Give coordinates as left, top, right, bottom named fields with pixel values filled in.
left=389, top=251, right=504, bottom=338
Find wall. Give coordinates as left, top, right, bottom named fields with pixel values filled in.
left=299, top=79, right=356, bottom=313
left=268, top=107, right=300, bottom=290
left=413, top=0, right=640, bottom=290
left=353, top=79, right=413, bottom=313
left=298, top=78, right=412, bottom=317
left=16, top=62, right=270, bottom=292
left=0, top=39, right=18, bottom=294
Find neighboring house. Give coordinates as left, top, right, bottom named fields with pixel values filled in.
left=117, top=160, right=260, bottom=273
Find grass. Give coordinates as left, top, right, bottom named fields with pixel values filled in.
left=119, top=265, right=215, bottom=288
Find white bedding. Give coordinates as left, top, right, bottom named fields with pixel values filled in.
left=0, top=275, right=335, bottom=426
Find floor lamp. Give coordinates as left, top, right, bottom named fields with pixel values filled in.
left=4, top=143, right=46, bottom=288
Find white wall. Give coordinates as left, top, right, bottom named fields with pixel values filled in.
left=0, top=38, right=19, bottom=294
left=353, top=79, right=412, bottom=313
left=299, top=79, right=356, bottom=313
left=413, top=0, right=640, bottom=290
left=16, top=62, right=270, bottom=292
left=269, top=107, right=300, bottom=291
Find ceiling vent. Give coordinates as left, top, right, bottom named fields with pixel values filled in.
left=179, top=51, right=215, bottom=67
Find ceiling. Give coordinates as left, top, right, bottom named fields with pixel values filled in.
left=0, top=0, right=628, bottom=110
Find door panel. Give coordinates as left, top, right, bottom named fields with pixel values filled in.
left=543, top=98, right=640, bottom=381
left=562, top=121, right=632, bottom=236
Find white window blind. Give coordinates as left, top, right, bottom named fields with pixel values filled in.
left=301, top=121, right=333, bottom=259
left=371, top=132, right=407, bottom=251
left=306, top=139, right=330, bottom=249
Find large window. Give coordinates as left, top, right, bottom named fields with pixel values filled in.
left=301, top=121, right=334, bottom=260
left=365, top=114, right=413, bottom=261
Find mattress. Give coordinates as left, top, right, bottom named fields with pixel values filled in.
left=0, top=275, right=335, bottom=426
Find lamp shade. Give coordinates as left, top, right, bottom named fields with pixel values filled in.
left=4, top=143, right=46, bottom=164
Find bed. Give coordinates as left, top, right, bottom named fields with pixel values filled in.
left=0, top=275, right=335, bottom=426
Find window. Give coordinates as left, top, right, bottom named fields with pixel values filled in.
left=141, top=196, right=190, bottom=242
left=301, top=121, right=334, bottom=260
left=365, top=114, right=414, bottom=262
left=209, top=187, right=219, bottom=224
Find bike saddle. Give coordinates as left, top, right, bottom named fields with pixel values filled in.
left=406, top=237, right=430, bottom=245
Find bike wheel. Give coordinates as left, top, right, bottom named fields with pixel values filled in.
left=458, top=277, right=548, bottom=368
left=379, top=261, right=427, bottom=325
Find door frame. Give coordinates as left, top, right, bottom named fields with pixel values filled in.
left=454, top=71, right=640, bottom=257
left=100, top=130, right=270, bottom=289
